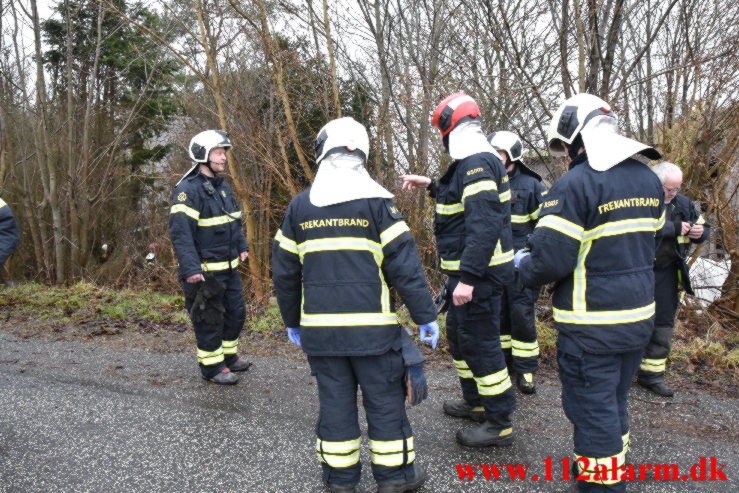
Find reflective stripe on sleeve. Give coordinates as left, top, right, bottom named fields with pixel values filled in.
left=536, top=215, right=584, bottom=241
left=275, top=229, right=299, bottom=254
left=461, top=180, right=497, bottom=202
left=380, top=221, right=411, bottom=247
left=170, top=203, right=200, bottom=220
left=435, top=202, right=464, bottom=215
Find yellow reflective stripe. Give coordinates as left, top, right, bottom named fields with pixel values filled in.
left=440, top=258, right=461, bottom=270
left=531, top=204, right=543, bottom=220
left=197, top=211, right=241, bottom=227
left=300, top=312, right=397, bottom=327
left=536, top=215, right=584, bottom=241
left=201, top=258, right=239, bottom=271
left=316, top=438, right=361, bottom=468
left=380, top=221, right=410, bottom=247
left=499, top=189, right=511, bottom=202
left=369, top=437, right=413, bottom=454
left=378, top=265, right=391, bottom=314
left=170, top=203, right=200, bottom=220
left=576, top=451, right=625, bottom=484
left=475, top=368, right=512, bottom=396
left=502, top=175, right=509, bottom=183
left=582, top=217, right=662, bottom=241
left=453, top=359, right=474, bottom=378
left=275, top=229, right=299, bottom=254
left=540, top=190, right=548, bottom=196
left=573, top=240, right=592, bottom=311
left=622, top=432, right=630, bottom=454
left=656, top=208, right=666, bottom=230
left=553, top=302, right=655, bottom=325
left=222, top=339, right=238, bottom=355
left=511, top=213, right=535, bottom=224
left=462, top=180, right=497, bottom=202
left=695, top=215, right=706, bottom=225
left=197, top=346, right=224, bottom=366
left=0, top=198, right=7, bottom=208
left=297, top=237, right=383, bottom=258
left=640, top=358, right=666, bottom=372
left=511, top=339, right=539, bottom=358
left=500, top=335, right=512, bottom=349
left=489, top=248, right=514, bottom=266
left=677, top=236, right=690, bottom=244
left=435, top=202, right=464, bottom=215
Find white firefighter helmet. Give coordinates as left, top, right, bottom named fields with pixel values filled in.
left=547, top=93, right=660, bottom=171
left=314, top=117, right=370, bottom=164
left=188, top=130, right=232, bottom=163
left=488, top=130, right=524, bottom=163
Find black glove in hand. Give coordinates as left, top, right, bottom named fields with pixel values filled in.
left=405, top=363, right=428, bottom=406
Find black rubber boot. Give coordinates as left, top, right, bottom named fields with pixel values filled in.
left=376, top=463, right=426, bottom=493
left=638, top=378, right=674, bottom=397
left=227, top=356, right=252, bottom=372
left=456, top=421, right=515, bottom=448
left=516, top=372, right=536, bottom=394
left=443, top=399, right=485, bottom=422
left=204, top=368, right=239, bottom=385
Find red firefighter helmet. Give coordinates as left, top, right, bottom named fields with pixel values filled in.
left=432, top=93, right=481, bottom=137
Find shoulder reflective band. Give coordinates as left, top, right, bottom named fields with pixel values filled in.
left=201, top=257, right=239, bottom=271
left=553, top=302, right=655, bottom=325
left=170, top=203, right=200, bottom=220
left=582, top=217, right=663, bottom=241
left=370, top=437, right=415, bottom=467
left=300, top=312, right=398, bottom=326
left=435, top=202, right=464, bottom=215
left=474, top=367, right=512, bottom=396
left=0, top=198, right=7, bottom=208
left=275, top=229, right=298, bottom=254
left=696, top=214, right=706, bottom=225
left=198, top=211, right=241, bottom=227
left=536, top=215, right=584, bottom=241
left=380, top=221, right=410, bottom=247
left=499, top=189, right=511, bottom=202
left=316, top=437, right=360, bottom=468
left=462, top=180, right=497, bottom=202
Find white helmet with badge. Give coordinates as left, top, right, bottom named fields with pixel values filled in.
left=547, top=93, right=660, bottom=171
left=314, top=117, right=370, bottom=164
left=177, top=130, right=232, bottom=185
left=488, top=130, right=541, bottom=180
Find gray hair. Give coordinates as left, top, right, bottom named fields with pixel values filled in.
left=651, top=161, right=682, bottom=184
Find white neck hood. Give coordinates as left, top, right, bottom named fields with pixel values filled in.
left=448, top=120, right=497, bottom=160
left=309, top=152, right=393, bottom=207
left=581, top=115, right=661, bottom=171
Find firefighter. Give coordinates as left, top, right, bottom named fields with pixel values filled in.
left=272, top=117, right=438, bottom=493
left=168, top=130, right=251, bottom=385
left=0, top=197, right=20, bottom=277
left=401, top=93, right=516, bottom=448
left=488, top=131, right=546, bottom=393
left=638, top=162, right=710, bottom=397
left=517, top=93, right=664, bottom=492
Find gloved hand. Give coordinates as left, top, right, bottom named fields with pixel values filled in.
left=514, top=249, right=530, bottom=268
left=404, top=363, right=428, bottom=406
left=287, top=327, right=301, bottom=346
left=418, top=321, right=439, bottom=349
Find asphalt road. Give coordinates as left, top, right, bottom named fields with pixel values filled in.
left=0, top=331, right=736, bottom=492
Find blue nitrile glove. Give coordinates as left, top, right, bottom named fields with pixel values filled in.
left=514, top=249, right=530, bottom=268
left=287, top=327, right=301, bottom=346
left=405, top=363, right=428, bottom=406
left=418, top=321, right=439, bottom=349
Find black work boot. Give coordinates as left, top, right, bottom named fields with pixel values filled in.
left=516, top=372, right=536, bottom=394
left=325, top=483, right=357, bottom=493
left=638, top=378, right=674, bottom=397
left=204, top=368, right=239, bottom=385
left=456, top=422, right=515, bottom=448
left=376, top=463, right=426, bottom=493
left=443, top=399, right=485, bottom=422
left=227, top=356, right=252, bottom=372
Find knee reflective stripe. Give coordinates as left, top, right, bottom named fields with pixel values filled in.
left=511, top=339, right=539, bottom=358
left=453, top=359, right=474, bottom=379
left=622, top=432, right=630, bottom=455
left=316, top=437, right=360, bottom=468
left=475, top=368, right=512, bottom=396
left=575, top=451, right=625, bottom=485
left=369, top=437, right=415, bottom=467
left=222, top=339, right=238, bottom=355
left=500, top=334, right=512, bottom=349
left=640, top=358, right=666, bottom=373
left=197, top=346, right=224, bottom=366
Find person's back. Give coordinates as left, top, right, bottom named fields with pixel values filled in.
left=0, top=197, right=20, bottom=273
left=534, top=155, right=664, bottom=353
